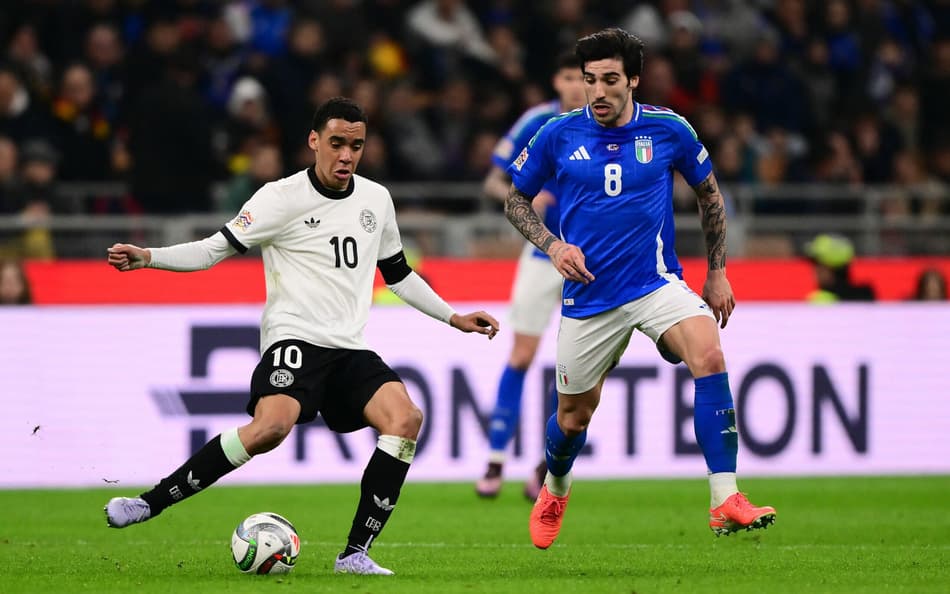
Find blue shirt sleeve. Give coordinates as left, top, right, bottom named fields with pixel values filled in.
left=491, top=109, right=551, bottom=171
left=508, top=121, right=556, bottom=198
left=671, top=117, right=713, bottom=186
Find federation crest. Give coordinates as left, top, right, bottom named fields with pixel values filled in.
left=635, top=137, right=653, bottom=164
left=359, top=209, right=377, bottom=233
left=269, top=369, right=294, bottom=388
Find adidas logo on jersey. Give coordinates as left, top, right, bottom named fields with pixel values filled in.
left=568, top=145, right=591, bottom=160
left=304, top=217, right=321, bottom=228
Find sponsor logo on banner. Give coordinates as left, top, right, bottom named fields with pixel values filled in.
left=3, top=305, right=950, bottom=487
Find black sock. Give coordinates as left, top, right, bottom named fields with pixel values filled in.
left=140, top=435, right=238, bottom=516
left=343, top=447, right=411, bottom=556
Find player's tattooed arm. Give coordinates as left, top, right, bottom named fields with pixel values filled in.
left=505, top=183, right=559, bottom=255
left=693, top=172, right=727, bottom=271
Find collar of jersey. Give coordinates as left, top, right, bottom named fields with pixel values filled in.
left=308, top=166, right=354, bottom=199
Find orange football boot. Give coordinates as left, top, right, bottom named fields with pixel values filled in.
left=529, top=485, right=570, bottom=549
left=709, top=492, right=776, bottom=536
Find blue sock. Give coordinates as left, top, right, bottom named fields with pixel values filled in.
left=544, top=414, right=587, bottom=477
left=488, top=366, right=527, bottom=452
left=693, top=372, right=738, bottom=473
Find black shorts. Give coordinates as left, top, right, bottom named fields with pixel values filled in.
left=248, top=339, right=401, bottom=433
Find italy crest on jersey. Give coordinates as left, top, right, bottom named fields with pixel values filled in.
left=635, top=137, right=653, bottom=164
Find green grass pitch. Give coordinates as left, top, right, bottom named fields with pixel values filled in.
left=4, top=476, right=949, bottom=593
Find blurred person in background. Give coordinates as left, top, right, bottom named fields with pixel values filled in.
left=805, top=233, right=876, bottom=303
left=128, top=49, right=215, bottom=213
left=52, top=62, right=112, bottom=181
left=222, top=142, right=284, bottom=213
left=104, top=97, right=500, bottom=576
left=0, top=258, right=31, bottom=305
left=912, top=267, right=947, bottom=301
left=0, top=135, right=19, bottom=214
left=475, top=52, right=585, bottom=501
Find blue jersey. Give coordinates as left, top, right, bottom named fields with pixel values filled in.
left=492, top=100, right=562, bottom=259
left=509, top=102, right=713, bottom=318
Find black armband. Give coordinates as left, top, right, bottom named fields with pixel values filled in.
left=377, top=250, right=412, bottom=284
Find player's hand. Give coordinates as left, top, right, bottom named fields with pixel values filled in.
left=107, top=243, right=150, bottom=271
left=703, top=270, right=735, bottom=329
left=450, top=311, right=500, bottom=340
left=548, top=239, right=595, bottom=285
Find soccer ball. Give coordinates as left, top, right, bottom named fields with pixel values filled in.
left=230, top=512, right=300, bottom=574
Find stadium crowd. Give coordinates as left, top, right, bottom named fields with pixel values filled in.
left=0, top=1, right=947, bottom=235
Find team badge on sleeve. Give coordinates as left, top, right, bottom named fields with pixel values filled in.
left=513, top=147, right=529, bottom=171
left=359, top=209, right=377, bottom=233
left=697, top=146, right=709, bottom=164
left=233, top=210, right=254, bottom=232
left=635, top=137, right=653, bottom=164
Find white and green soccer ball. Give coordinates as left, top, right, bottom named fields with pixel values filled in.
left=230, top=512, right=300, bottom=575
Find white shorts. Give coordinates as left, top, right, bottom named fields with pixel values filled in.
left=555, top=278, right=715, bottom=394
left=509, top=243, right=563, bottom=336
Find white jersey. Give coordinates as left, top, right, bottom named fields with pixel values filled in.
left=221, top=168, right=402, bottom=352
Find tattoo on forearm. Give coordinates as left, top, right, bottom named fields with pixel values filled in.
left=694, top=174, right=727, bottom=271
left=505, top=185, right=557, bottom=252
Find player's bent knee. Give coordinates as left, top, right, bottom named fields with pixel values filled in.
left=693, top=346, right=726, bottom=376
left=394, top=404, right=423, bottom=439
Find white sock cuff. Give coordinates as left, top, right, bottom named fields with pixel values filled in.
left=377, top=435, right=416, bottom=464
left=488, top=451, right=506, bottom=464
left=221, top=427, right=251, bottom=467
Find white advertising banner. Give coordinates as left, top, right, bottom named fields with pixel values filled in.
left=2, top=304, right=948, bottom=488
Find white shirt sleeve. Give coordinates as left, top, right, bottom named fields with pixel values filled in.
left=148, top=232, right=236, bottom=271
left=387, top=271, right=457, bottom=324
left=377, top=191, right=403, bottom=260
left=220, top=183, right=289, bottom=253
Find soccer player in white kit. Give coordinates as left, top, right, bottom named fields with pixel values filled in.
left=504, top=29, right=776, bottom=549
left=104, top=98, right=500, bottom=575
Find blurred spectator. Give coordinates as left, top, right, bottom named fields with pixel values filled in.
left=221, top=76, right=280, bottom=176
left=795, top=37, right=838, bottom=135
left=0, top=136, right=19, bottom=214
left=804, top=234, right=875, bottom=302
left=222, top=143, right=283, bottom=213
left=852, top=111, right=901, bottom=184
left=6, top=24, right=53, bottom=100
left=357, top=131, right=390, bottom=182
left=248, top=0, right=293, bottom=57
left=381, top=82, right=444, bottom=180
left=406, top=0, right=497, bottom=87
left=920, top=37, right=950, bottom=151
left=128, top=51, right=214, bottom=213
left=722, top=28, right=809, bottom=133
left=52, top=63, right=112, bottom=181
left=0, top=259, right=31, bottom=305
left=0, top=65, right=54, bottom=145
left=886, top=84, right=921, bottom=152
left=84, top=23, right=125, bottom=124
left=912, top=268, right=948, bottom=301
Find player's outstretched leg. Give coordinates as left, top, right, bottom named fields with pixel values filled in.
left=105, top=427, right=254, bottom=528
left=529, top=414, right=586, bottom=549
left=694, top=372, right=776, bottom=535
left=335, top=435, right=414, bottom=576
left=477, top=365, right=528, bottom=497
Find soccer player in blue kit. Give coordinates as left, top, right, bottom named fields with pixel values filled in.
left=504, top=28, right=776, bottom=549
left=476, top=53, right=586, bottom=500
